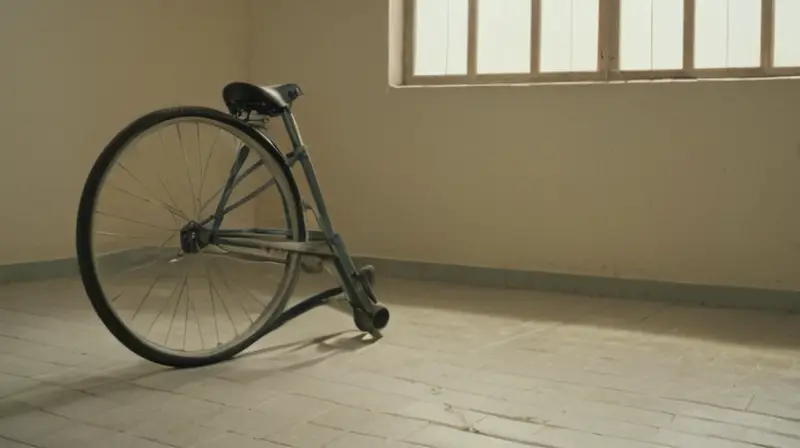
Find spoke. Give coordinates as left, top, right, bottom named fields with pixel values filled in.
left=183, top=265, right=192, bottom=350
left=205, top=265, right=238, bottom=337
left=107, top=184, right=190, bottom=222
left=157, top=231, right=178, bottom=249
left=218, top=180, right=277, bottom=219
left=115, top=162, right=187, bottom=223
left=95, top=211, right=179, bottom=232
left=146, top=273, right=185, bottom=338
left=223, top=264, right=275, bottom=321
left=106, top=232, right=180, bottom=278
left=188, top=285, right=205, bottom=350
left=94, top=231, right=161, bottom=241
left=209, top=262, right=255, bottom=324
left=130, top=275, right=164, bottom=321
left=175, top=123, right=199, bottom=218
left=184, top=282, right=203, bottom=351
left=196, top=141, right=302, bottom=228
left=155, top=129, right=191, bottom=219
left=183, top=288, right=190, bottom=351
left=196, top=122, right=203, bottom=194
left=164, top=275, right=187, bottom=345
left=211, top=145, right=250, bottom=233
left=206, top=272, right=221, bottom=345
left=155, top=173, right=185, bottom=221
left=110, top=291, right=124, bottom=303
left=197, top=175, right=276, bottom=228
left=197, top=128, right=222, bottom=213
left=103, top=242, right=177, bottom=280
left=197, top=159, right=264, bottom=220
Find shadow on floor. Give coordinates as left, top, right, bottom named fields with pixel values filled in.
left=0, top=330, right=372, bottom=419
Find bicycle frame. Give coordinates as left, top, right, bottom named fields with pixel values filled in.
left=191, top=109, right=382, bottom=324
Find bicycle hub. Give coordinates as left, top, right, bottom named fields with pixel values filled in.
left=179, top=221, right=210, bottom=254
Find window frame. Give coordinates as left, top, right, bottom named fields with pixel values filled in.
left=403, top=0, right=800, bottom=86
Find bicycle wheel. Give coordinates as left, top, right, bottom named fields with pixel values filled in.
left=76, top=106, right=306, bottom=368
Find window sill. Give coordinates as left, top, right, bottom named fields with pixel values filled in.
left=392, top=74, right=800, bottom=89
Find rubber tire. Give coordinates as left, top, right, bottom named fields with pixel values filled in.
left=76, top=106, right=306, bottom=368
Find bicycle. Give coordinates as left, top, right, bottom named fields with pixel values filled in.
left=75, top=82, right=390, bottom=368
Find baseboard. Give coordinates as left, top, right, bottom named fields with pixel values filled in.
left=0, top=248, right=168, bottom=285
left=2, top=254, right=798, bottom=312
left=355, top=256, right=800, bottom=313
left=0, top=257, right=79, bottom=284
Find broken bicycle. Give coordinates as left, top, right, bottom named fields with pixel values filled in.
left=76, top=82, right=390, bottom=368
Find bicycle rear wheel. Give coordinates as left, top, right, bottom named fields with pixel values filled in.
left=76, top=107, right=306, bottom=368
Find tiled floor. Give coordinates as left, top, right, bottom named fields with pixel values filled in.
left=0, top=274, right=799, bottom=447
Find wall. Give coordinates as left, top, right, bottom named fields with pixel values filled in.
left=0, top=0, right=250, bottom=264
left=250, top=0, right=800, bottom=290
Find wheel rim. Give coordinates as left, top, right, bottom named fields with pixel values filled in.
left=86, top=115, right=301, bottom=359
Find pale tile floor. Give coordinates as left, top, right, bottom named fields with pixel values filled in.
left=0, top=274, right=799, bottom=447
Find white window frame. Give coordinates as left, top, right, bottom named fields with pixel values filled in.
left=403, top=0, right=800, bottom=85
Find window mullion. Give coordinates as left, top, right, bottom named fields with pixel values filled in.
left=403, top=0, right=416, bottom=83
left=598, top=0, right=620, bottom=78
left=683, top=0, right=695, bottom=71
left=467, top=0, right=478, bottom=79
left=531, top=0, right=542, bottom=75
left=761, top=0, right=774, bottom=71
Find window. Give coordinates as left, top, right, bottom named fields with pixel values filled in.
left=404, top=0, right=800, bottom=84
left=539, top=0, right=600, bottom=73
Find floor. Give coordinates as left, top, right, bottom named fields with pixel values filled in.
left=0, top=274, right=799, bottom=448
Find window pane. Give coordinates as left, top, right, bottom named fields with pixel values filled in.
left=414, top=0, right=469, bottom=76
left=727, top=0, right=761, bottom=67
left=620, top=0, right=653, bottom=70
left=540, top=0, right=571, bottom=71
left=620, top=0, right=683, bottom=70
left=477, top=0, right=531, bottom=74
left=774, top=0, right=800, bottom=67
left=651, top=0, right=684, bottom=69
left=694, top=0, right=761, bottom=69
left=540, top=0, right=599, bottom=73
left=695, top=0, right=727, bottom=68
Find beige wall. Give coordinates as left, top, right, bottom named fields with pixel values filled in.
left=250, top=0, right=800, bottom=290
left=0, top=0, right=250, bottom=264
left=3, top=0, right=798, bottom=291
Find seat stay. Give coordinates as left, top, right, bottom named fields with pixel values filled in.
left=197, top=150, right=300, bottom=229
left=210, top=144, right=250, bottom=233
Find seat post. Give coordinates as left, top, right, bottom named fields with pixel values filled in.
left=281, top=110, right=305, bottom=150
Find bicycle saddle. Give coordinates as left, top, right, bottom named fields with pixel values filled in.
left=222, top=81, right=303, bottom=117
